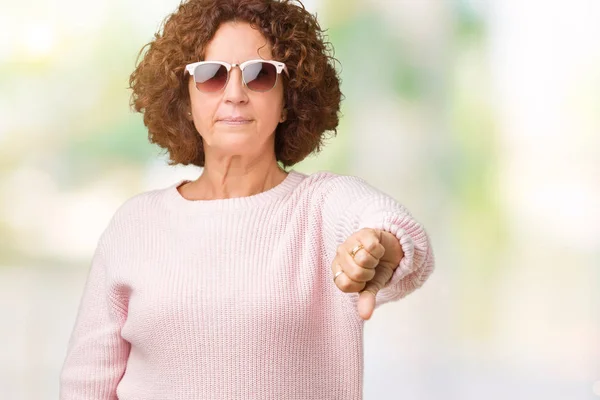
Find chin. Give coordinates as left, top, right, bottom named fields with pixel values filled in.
left=212, top=135, right=261, bottom=154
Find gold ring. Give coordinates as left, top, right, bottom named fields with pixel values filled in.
left=350, top=243, right=364, bottom=259
left=333, top=270, right=344, bottom=282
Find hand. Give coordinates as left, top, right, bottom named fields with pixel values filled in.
left=331, top=228, right=404, bottom=320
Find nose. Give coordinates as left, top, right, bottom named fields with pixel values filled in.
left=222, top=67, right=248, bottom=104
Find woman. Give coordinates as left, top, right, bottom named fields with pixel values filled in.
left=60, top=0, right=435, bottom=399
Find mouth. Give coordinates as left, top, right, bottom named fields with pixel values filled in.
left=218, top=118, right=253, bottom=125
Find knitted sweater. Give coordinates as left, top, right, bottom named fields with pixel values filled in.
left=59, top=170, right=434, bottom=400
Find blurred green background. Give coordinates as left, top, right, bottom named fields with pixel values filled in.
left=1, top=0, right=598, bottom=399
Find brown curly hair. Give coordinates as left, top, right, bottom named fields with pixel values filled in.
left=129, top=0, right=342, bottom=167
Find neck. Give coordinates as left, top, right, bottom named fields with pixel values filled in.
left=187, top=154, right=288, bottom=200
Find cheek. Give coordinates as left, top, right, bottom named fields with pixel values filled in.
left=255, top=102, right=282, bottom=134
left=188, top=81, right=206, bottom=110
left=189, top=92, right=217, bottom=129
left=260, top=91, right=285, bottom=123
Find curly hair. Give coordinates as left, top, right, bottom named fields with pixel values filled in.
left=129, top=0, right=342, bottom=167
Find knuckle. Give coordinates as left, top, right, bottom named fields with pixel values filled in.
left=354, top=252, right=369, bottom=266
left=348, top=270, right=363, bottom=282
left=364, top=227, right=377, bottom=236
left=338, top=279, right=365, bottom=293
left=339, top=282, right=353, bottom=293
left=364, top=240, right=380, bottom=254
left=366, top=269, right=377, bottom=281
left=359, top=230, right=374, bottom=242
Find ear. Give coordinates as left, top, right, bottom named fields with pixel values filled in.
left=279, top=108, right=287, bottom=123
left=186, top=111, right=193, bottom=121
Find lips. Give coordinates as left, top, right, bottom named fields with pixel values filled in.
left=218, top=116, right=252, bottom=122
left=217, top=116, right=253, bottom=126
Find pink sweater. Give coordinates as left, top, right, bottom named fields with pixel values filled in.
left=60, top=170, right=434, bottom=400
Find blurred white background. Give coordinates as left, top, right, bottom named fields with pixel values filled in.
left=0, top=0, right=598, bottom=399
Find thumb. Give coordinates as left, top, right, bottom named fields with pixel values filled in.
left=358, top=291, right=376, bottom=320
left=358, top=264, right=395, bottom=320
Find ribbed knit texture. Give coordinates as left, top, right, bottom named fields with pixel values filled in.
left=59, top=170, right=435, bottom=400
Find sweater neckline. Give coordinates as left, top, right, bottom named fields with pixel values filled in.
left=164, top=169, right=305, bottom=212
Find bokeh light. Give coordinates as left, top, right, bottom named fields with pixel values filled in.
left=1, top=0, right=598, bottom=399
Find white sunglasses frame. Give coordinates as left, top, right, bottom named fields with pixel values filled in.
left=184, top=59, right=289, bottom=92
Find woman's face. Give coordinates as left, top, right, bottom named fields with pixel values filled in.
left=188, top=22, right=285, bottom=161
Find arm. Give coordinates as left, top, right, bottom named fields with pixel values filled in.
left=322, top=175, right=435, bottom=309
left=59, top=241, right=130, bottom=400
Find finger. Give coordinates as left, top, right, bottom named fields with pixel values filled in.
left=344, top=240, right=384, bottom=271
left=357, top=265, right=395, bottom=320
left=361, top=233, right=385, bottom=260
left=348, top=247, right=379, bottom=270
left=342, top=253, right=377, bottom=282
left=333, top=264, right=367, bottom=293
left=361, top=263, right=395, bottom=298
left=352, top=229, right=386, bottom=260
left=377, top=230, right=404, bottom=266
left=358, top=291, right=376, bottom=320
left=335, top=246, right=376, bottom=282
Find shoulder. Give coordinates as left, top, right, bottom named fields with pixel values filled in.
left=288, top=171, right=398, bottom=220
left=115, top=183, right=176, bottom=220
left=97, top=181, right=180, bottom=245
left=293, top=170, right=369, bottom=191
left=294, top=170, right=383, bottom=200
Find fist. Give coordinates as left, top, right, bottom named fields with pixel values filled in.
left=331, top=228, right=403, bottom=320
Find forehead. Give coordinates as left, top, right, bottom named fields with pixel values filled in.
left=204, top=21, right=273, bottom=62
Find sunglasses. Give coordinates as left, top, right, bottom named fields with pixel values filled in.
left=185, top=59, right=288, bottom=93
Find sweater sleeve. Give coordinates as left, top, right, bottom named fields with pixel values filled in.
left=59, top=238, right=131, bottom=400
left=321, top=175, right=435, bottom=308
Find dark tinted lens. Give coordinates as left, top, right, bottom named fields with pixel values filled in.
left=243, top=62, right=277, bottom=92
left=194, top=63, right=228, bottom=92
